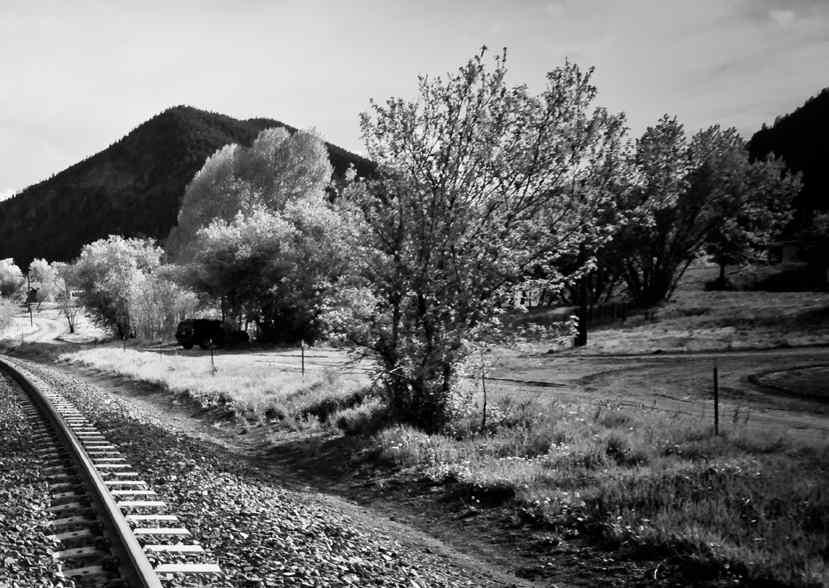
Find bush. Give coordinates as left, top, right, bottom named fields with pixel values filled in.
left=332, top=397, right=388, bottom=435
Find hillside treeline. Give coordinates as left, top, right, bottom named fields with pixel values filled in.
left=749, top=88, right=829, bottom=227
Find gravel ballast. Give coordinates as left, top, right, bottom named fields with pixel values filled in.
left=11, top=359, right=503, bottom=587
left=0, top=373, right=68, bottom=587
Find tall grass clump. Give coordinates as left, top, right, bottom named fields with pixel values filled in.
left=371, top=388, right=827, bottom=586
left=0, top=298, right=16, bottom=332
left=60, top=347, right=367, bottom=427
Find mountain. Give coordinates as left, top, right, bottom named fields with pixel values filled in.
left=0, top=106, right=373, bottom=268
left=748, top=88, right=829, bottom=227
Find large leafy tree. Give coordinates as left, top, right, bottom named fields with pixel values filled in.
left=352, top=48, right=627, bottom=430
left=167, top=128, right=333, bottom=259
left=189, top=200, right=361, bottom=343
left=0, top=258, right=25, bottom=299
left=616, top=117, right=800, bottom=305
left=704, top=154, right=799, bottom=284
left=73, top=236, right=163, bottom=338
left=27, top=258, right=61, bottom=303
left=175, top=128, right=356, bottom=342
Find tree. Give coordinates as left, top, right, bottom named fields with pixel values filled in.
left=0, top=258, right=24, bottom=298
left=173, top=127, right=352, bottom=342
left=73, top=236, right=163, bottom=338
left=167, top=128, right=333, bottom=260
left=128, top=266, right=198, bottom=341
left=52, top=262, right=80, bottom=334
left=189, top=198, right=360, bottom=343
left=704, top=155, right=799, bottom=285
left=616, top=117, right=800, bottom=305
left=352, top=48, right=627, bottom=430
left=27, top=258, right=61, bottom=304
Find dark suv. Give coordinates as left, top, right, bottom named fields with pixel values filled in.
left=175, top=319, right=249, bottom=350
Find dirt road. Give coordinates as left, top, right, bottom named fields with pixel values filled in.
left=490, top=346, right=829, bottom=442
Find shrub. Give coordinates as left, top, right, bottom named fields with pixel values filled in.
left=332, top=397, right=388, bottom=436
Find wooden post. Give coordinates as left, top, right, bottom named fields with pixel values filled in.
left=713, top=360, right=719, bottom=436
left=480, top=348, right=487, bottom=433
left=210, top=340, right=217, bottom=375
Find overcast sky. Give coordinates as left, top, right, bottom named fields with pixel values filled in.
left=1, top=0, right=827, bottom=199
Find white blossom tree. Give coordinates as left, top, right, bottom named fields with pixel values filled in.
left=0, top=258, right=25, bottom=299
left=351, top=48, right=628, bottom=430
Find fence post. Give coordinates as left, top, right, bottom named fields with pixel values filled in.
left=480, top=348, right=487, bottom=433
left=210, top=341, right=217, bottom=375
left=713, top=359, right=719, bottom=436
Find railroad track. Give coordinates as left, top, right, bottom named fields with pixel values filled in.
left=0, top=357, right=222, bottom=587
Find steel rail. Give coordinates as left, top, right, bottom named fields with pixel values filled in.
left=0, top=357, right=163, bottom=588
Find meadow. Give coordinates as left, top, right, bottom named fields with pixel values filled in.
left=373, top=392, right=826, bottom=585
left=59, top=346, right=370, bottom=425
left=59, top=347, right=828, bottom=585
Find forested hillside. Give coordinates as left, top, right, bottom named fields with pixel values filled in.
left=748, top=88, right=829, bottom=227
left=0, top=105, right=373, bottom=267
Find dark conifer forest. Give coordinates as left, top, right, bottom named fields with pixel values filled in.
left=748, top=88, right=829, bottom=229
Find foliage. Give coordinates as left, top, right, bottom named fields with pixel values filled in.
left=178, top=128, right=363, bottom=343
left=373, top=395, right=827, bottom=586
left=0, top=106, right=373, bottom=269
left=73, top=235, right=164, bottom=338
left=168, top=127, right=335, bottom=259
left=0, top=259, right=25, bottom=299
left=27, top=258, right=60, bottom=303
left=615, top=117, right=800, bottom=305
left=351, top=48, right=627, bottom=430
left=128, top=266, right=199, bottom=341
left=748, top=88, right=829, bottom=229
left=798, top=212, right=829, bottom=267
left=51, top=262, right=80, bottom=334
left=189, top=199, right=361, bottom=343
left=703, top=157, right=799, bottom=284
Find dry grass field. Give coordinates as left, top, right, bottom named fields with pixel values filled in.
left=60, top=346, right=370, bottom=425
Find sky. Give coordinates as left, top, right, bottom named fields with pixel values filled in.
left=1, top=0, right=827, bottom=199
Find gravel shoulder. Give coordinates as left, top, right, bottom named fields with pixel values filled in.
left=0, top=372, right=68, bottom=587
left=10, top=358, right=534, bottom=588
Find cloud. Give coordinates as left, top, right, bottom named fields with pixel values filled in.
left=769, top=9, right=797, bottom=28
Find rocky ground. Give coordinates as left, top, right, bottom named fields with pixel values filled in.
left=9, top=359, right=526, bottom=588
left=0, top=372, right=69, bottom=586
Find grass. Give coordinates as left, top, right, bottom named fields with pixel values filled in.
left=60, top=346, right=369, bottom=427
left=372, top=390, right=827, bottom=586
left=755, top=366, right=829, bottom=401
left=506, top=262, right=829, bottom=355
left=0, top=298, right=15, bottom=331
